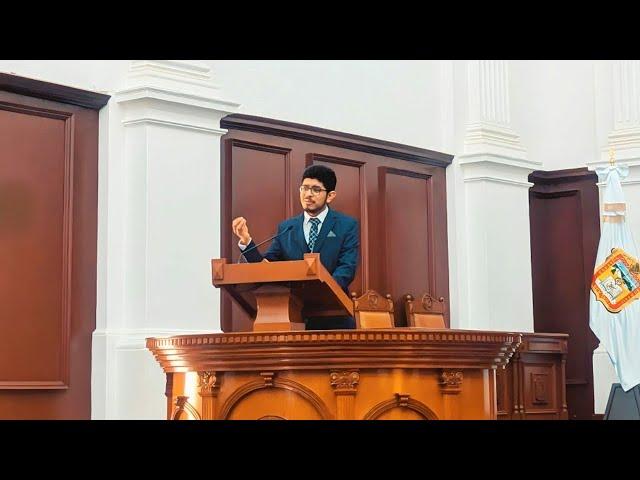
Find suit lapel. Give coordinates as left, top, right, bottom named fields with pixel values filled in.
left=292, top=213, right=309, bottom=254
left=311, top=209, right=336, bottom=254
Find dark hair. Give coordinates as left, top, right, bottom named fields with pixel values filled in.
left=302, top=165, right=337, bottom=192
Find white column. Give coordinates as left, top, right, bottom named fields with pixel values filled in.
left=448, top=60, right=540, bottom=333
left=605, top=60, right=640, bottom=162
left=92, top=60, right=239, bottom=419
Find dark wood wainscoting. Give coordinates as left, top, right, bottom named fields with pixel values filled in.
left=0, top=73, right=108, bottom=419
left=528, top=168, right=600, bottom=420
left=220, top=114, right=453, bottom=332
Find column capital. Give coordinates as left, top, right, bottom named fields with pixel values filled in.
left=461, top=60, right=531, bottom=167
left=114, top=60, right=239, bottom=133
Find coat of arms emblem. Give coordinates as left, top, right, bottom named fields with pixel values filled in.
left=591, top=248, right=640, bottom=313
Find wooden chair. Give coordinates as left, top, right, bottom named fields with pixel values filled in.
left=404, top=293, right=446, bottom=329
left=351, top=290, right=395, bottom=329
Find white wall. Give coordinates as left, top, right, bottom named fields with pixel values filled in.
left=207, top=60, right=447, bottom=152
left=0, top=60, right=129, bottom=93
left=510, top=60, right=600, bottom=169
left=1, top=60, right=629, bottom=418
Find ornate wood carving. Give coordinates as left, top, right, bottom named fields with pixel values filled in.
left=439, top=370, right=463, bottom=394
left=198, top=371, right=220, bottom=395
left=172, top=396, right=201, bottom=421
left=212, top=259, right=225, bottom=281
left=260, top=372, right=275, bottom=387
left=197, top=371, right=221, bottom=420
left=351, top=290, right=395, bottom=329
left=330, top=370, right=359, bottom=420
left=147, top=329, right=520, bottom=372
left=531, top=373, right=549, bottom=405
left=218, top=376, right=332, bottom=420
left=150, top=329, right=521, bottom=420
left=363, top=393, right=438, bottom=420
left=304, top=255, right=318, bottom=276
left=404, top=293, right=446, bottom=328
left=330, top=370, right=360, bottom=394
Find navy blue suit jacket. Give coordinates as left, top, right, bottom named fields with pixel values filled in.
left=241, top=208, right=359, bottom=292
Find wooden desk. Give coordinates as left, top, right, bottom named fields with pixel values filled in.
left=147, top=329, right=521, bottom=420
left=496, top=333, right=569, bottom=420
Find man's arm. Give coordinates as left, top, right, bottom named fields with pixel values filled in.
left=239, top=224, right=285, bottom=263
left=332, top=219, right=359, bottom=291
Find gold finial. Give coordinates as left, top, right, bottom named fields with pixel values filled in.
left=609, top=147, right=616, bottom=166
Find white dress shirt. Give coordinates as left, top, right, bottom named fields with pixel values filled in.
left=239, top=206, right=330, bottom=250
left=302, top=206, right=329, bottom=245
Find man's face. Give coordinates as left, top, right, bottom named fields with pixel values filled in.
left=300, top=177, right=336, bottom=215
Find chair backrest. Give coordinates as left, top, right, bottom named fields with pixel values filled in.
left=404, top=293, right=447, bottom=329
left=351, top=290, right=395, bottom=329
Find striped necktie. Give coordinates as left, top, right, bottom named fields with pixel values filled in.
left=308, top=217, right=321, bottom=252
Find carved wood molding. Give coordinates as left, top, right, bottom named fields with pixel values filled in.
left=531, top=373, right=549, bottom=405
left=439, top=370, right=464, bottom=395
left=172, top=396, right=202, bottom=420
left=212, top=259, right=225, bottom=281
left=147, top=329, right=521, bottom=372
left=304, top=255, right=318, bottom=276
left=330, top=370, right=360, bottom=395
left=0, top=72, right=110, bottom=110
left=363, top=393, right=438, bottom=420
left=351, top=290, right=394, bottom=313
left=198, top=371, right=221, bottom=396
left=529, top=167, right=597, bottom=185
left=218, top=374, right=332, bottom=420
left=220, top=114, right=453, bottom=168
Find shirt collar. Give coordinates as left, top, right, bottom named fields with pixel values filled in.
left=304, top=206, right=329, bottom=225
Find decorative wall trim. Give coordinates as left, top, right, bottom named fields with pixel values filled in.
left=122, top=118, right=228, bottom=135
left=529, top=168, right=597, bottom=185
left=218, top=375, right=332, bottom=420
left=147, top=329, right=521, bottom=372
left=220, top=114, right=453, bottom=168
left=363, top=393, right=438, bottom=420
left=463, top=176, right=534, bottom=188
left=0, top=72, right=110, bottom=109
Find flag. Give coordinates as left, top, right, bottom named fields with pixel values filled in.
left=590, top=164, right=640, bottom=391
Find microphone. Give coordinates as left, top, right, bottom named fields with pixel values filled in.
left=237, top=225, right=293, bottom=263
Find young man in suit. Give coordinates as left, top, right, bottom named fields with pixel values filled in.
left=232, top=165, right=359, bottom=329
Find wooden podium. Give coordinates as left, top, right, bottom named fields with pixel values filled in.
left=147, top=329, right=521, bottom=420
left=211, top=253, right=353, bottom=331
left=145, top=254, right=522, bottom=420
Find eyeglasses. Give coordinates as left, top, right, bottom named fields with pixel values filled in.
left=299, top=185, right=328, bottom=195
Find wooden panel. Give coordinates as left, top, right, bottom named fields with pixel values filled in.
left=496, top=365, right=512, bottom=418
left=529, top=168, right=600, bottom=420
left=379, top=167, right=434, bottom=327
left=496, top=333, right=568, bottom=420
left=219, top=115, right=452, bottom=333
left=222, top=139, right=291, bottom=332
left=531, top=192, right=587, bottom=384
left=307, top=153, right=367, bottom=295
left=522, top=363, right=556, bottom=412
left=220, top=114, right=452, bottom=168
left=0, top=82, right=101, bottom=418
left=0, top=103, right=71, bottom=389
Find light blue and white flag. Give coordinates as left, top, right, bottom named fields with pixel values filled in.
left=590, top=164, right=640, bottom=391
